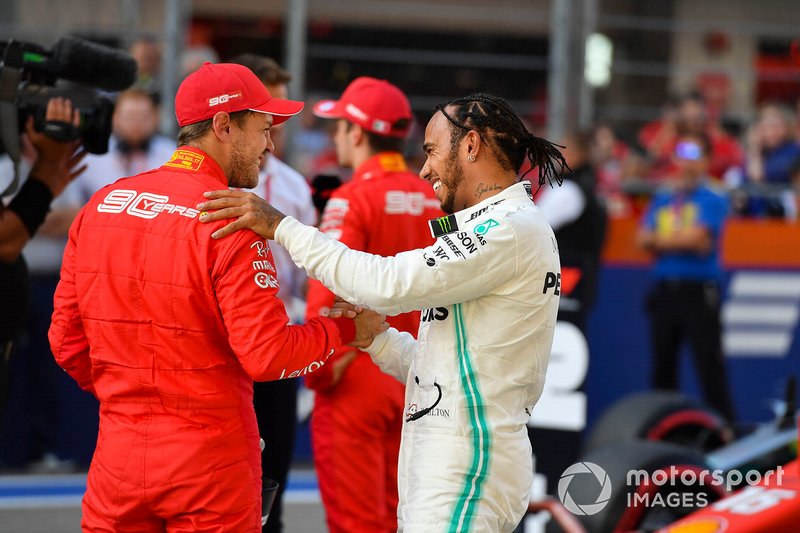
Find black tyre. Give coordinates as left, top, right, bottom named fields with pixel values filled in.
left=584, top=391, right=732, bottom=454
left=564, top=441, right=726, bottom=533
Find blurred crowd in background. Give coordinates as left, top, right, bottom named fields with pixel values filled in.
left=2, top=0, right=799, bottom=479
left=125, top=24, right=800, bottom=224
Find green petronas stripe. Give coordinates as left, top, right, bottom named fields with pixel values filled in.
left=458, top=304, right=491, bottom=524
left=447, top=303, right=491, bottom=533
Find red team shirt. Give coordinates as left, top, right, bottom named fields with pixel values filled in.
left=304, top=151, right=441, bottom=533
left=305, top=152, right=443, bottom=387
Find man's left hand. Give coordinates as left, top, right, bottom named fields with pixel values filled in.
left=197, top=189, right=286, bottom=239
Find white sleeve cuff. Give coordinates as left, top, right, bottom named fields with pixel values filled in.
left=363, top=329, right=392, bottom=356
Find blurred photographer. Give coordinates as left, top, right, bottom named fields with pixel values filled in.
left=69, top=88, right=176, bottom=204
left=0, top=97, right=87, bottom=418
left=0, top=36, right=134, bottom=456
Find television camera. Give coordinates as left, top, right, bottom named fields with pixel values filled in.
left=0, top=35, right=137, bottom=196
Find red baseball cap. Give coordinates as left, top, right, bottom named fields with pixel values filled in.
left=312, top=77, right=412, bottom=138
left=175, top=62, right=304, bottom=127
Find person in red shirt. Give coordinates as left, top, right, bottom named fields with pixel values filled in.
left=305, top=77, right=442, bottom=533
left=48, top=62, right=382, bottom=533
left=639, top=94, right=743, bottom=181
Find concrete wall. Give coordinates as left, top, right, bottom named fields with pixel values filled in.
left=2, top=0, right=551, bottom=41
left=191, top=0, right=551, bottom=35
left=1, top=0, right=168, bottom=44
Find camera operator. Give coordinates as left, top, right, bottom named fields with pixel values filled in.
left=0, top=97, right=87, bottom=418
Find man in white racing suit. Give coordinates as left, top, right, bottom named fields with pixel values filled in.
left=197, top=93, right=567, bottom=532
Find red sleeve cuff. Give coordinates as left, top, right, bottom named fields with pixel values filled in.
left=328, top=316, right=355, bottom=345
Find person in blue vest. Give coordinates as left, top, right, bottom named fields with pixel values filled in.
left=637, top=130, right=735, bottom=422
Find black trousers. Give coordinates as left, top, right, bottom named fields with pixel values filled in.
left=0, top=257, right=30, bottom=418
left=0, top=274, right=62, bottom=467
left=646, top=280, right=735, bottom=422
left=253, top=378, right=299, bottom=533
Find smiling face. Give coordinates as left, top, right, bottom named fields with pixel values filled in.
left=228, top=111, right=274, bottom=189
left=421, top=111, right=468, bottom=214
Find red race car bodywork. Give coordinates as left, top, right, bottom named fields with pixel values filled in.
left=657, top=458, right=800, bottom=533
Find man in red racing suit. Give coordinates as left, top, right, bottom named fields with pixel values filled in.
left=305, top=77, right=442, bottom=532
left=48, top=63, right=377, bottom=532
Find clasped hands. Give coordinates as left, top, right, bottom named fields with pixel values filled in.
left=328, top=299, right=388, bottom=349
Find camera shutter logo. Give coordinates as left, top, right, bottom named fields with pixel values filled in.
left=558, top=461, right=612, bottom=516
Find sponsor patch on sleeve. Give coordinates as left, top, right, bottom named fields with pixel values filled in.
left=474, top=218, right=499, bottom=236
left=254, top=272, right=279, bottom=289
left=429, top=214, right=458, bottom=238
left=523, top=182, right=533, bottom=200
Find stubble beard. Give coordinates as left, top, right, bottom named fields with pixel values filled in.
left=228, top=140, right=259, bottom=189
left=441, top=154, right=464, bottom=214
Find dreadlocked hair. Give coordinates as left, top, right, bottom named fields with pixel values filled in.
left=435, top=93, right=568, bottom=189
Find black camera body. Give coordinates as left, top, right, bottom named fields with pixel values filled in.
left=0, top=37, right=136, bottom=352
left=16, top=82, right=115, bottom=155
left=0, top=36, right=137, bottom=176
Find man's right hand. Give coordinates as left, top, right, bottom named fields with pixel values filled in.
left=197, top=189, right=287, bottom=240
left=328, top=300, right=389, bottom=349
left=26, top=97, right=87, bottom=197
left=351, top=309, right=389, bottom=348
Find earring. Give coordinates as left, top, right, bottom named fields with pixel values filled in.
left=468, top=154, right=476, bottom=162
